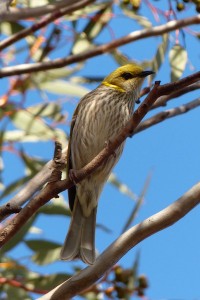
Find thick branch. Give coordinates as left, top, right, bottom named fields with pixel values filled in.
left=0, top=15, right=199, bottom=78
left=38, top=181, right=200, bottom=300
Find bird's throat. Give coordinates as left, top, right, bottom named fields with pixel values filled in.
left=102, top=81, right=125, bottom=93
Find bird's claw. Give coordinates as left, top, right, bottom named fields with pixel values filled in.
left=105, top=140, right=116, bottom=158
left=136, top=98, right=140, bottom=104
left=69, top=169, right=78, bottom=184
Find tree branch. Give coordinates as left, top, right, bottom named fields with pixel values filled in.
left=0, top=0, right=95, bottom=51
left=37, top=181, right=200, bottom=300
left=136, top=97, right=200, bottom=133
left=0, top=0, right=84, bottom=21
left=0, top=14, right=199, bottom=78
left=0, top=144, right=67, bottom=222
left=152, top=82, right=200, bottom=109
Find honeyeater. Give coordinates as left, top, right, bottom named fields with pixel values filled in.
left=60, top=64, right=154, bottom=265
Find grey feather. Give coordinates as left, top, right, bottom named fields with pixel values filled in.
left=60, top=198, right=96, bottom=265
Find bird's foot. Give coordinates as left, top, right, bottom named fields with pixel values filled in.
left=69, top=169, right=78, bottom=184
left=136, top=98, right=140, bottom=104
left=105, top=139, right=116, bottom=158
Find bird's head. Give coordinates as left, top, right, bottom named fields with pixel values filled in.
left=102, top=64, right=154, bottom=94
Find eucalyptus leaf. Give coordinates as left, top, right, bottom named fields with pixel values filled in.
left=72, top=4, right=112, bottom=54
left=26, top=273, right=71, bottom=290
left=2, top=130, right=52, bottom=143
left=39, top=197, right=71, bottom=216
left=25, top=239, right=61, bottom=265
left=0, top=174, right=33, bottom=200
left=27, top=103, right=64, bottom=122
left=121, top=6, right=152, bottom=28
left=121, top=172, right=152, bottom=233
left=108, top=173, right=137, bottom=201
left=66, top=2, right=111, bottom=21
left=82, top=4, right=112, bottom=40
left=111, top=49, right=131, bottom=66
left=10, top=110, right=55, bottom=139
left=2, top=285, right=32, bottom=300
left=152, top=33, right=169, bottom=74
left=169, top=44, right=187, bottom=82
left=0, top=21, right=25, bottom=35
left=30, top=64, right=84, bottom=84
left=71, top=33, right=93, bottom=55
left=2, top=217, right=37, bottom=253
left=132, top=250, right=140, bottom=278
left=37, top=80, right=90, bottom=98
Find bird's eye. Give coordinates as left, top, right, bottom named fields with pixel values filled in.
left=121, top=72, right=133, bottom=80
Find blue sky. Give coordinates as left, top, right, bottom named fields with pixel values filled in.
left=1, top=1, right=200, bottom=299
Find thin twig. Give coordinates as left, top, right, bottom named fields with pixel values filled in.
left=0, top=15, right=200, bottom=78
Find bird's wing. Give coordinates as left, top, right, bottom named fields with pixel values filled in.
left=67, top=89, right=98, bottom=211
left=67, top=105, right=79, bottom=212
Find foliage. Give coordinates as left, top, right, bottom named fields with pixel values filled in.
left=0, top=0, right=199, bottom=299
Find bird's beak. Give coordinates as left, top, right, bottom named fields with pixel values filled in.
left=140, top=70, right=155, bottom=77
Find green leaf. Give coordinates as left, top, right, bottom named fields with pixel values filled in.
left=27, top=0, right=49, bottom=7
left=121, top=172, right=152, bottom=233
left=0, top=22, right=25, bottom=35
left=71, top=33, right=93, bottom=55
left=27, top=103, right=64, bottom=122
left=151, top=33, right=169, bottom=74
left=25, top=239, right=61, bottom=265
left=9, top=110, right=56, bottom=139
left=2, top=285, right=32, bottom=300
left=132, top=250, right=140, bottom=279
left=169, top=44, right=187, bottom=82
left=30, top=63, right=84, bottom=84
left=121, top=6, right=152, bottom=28
left=2, top=130, right=46, bottom=142
left=110, top=49, right=131, bottom=66
left=26, top=273, right=71, bottom=290
left=108, top=173, right=137, bottom=201
left=82, top=4, right=112, bottom=40
left=2, top=217, right=37, bottom=253
left=37, top=80, right=90, bottom=97
left=39, top=196, right=71, bottom=216
left=72, top=4, right=112, bottom=54
left=2, top=128, right=67, bottom=145
left=20, top=150, right=46, bottom=174
left=66, top=2, right=111, bottom=21
left=0, top=174, right=33, bottom=200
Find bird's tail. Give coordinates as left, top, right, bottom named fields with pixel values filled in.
left=60, top=198, right=96, bottom=265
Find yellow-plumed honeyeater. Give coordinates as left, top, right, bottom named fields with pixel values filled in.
left=60, top=64, right=154, bottom=265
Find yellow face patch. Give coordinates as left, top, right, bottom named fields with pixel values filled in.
left=102, top=81, right=125, bottom=93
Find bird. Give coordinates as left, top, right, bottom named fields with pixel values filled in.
left=60, top=64, right=154, bottom=265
